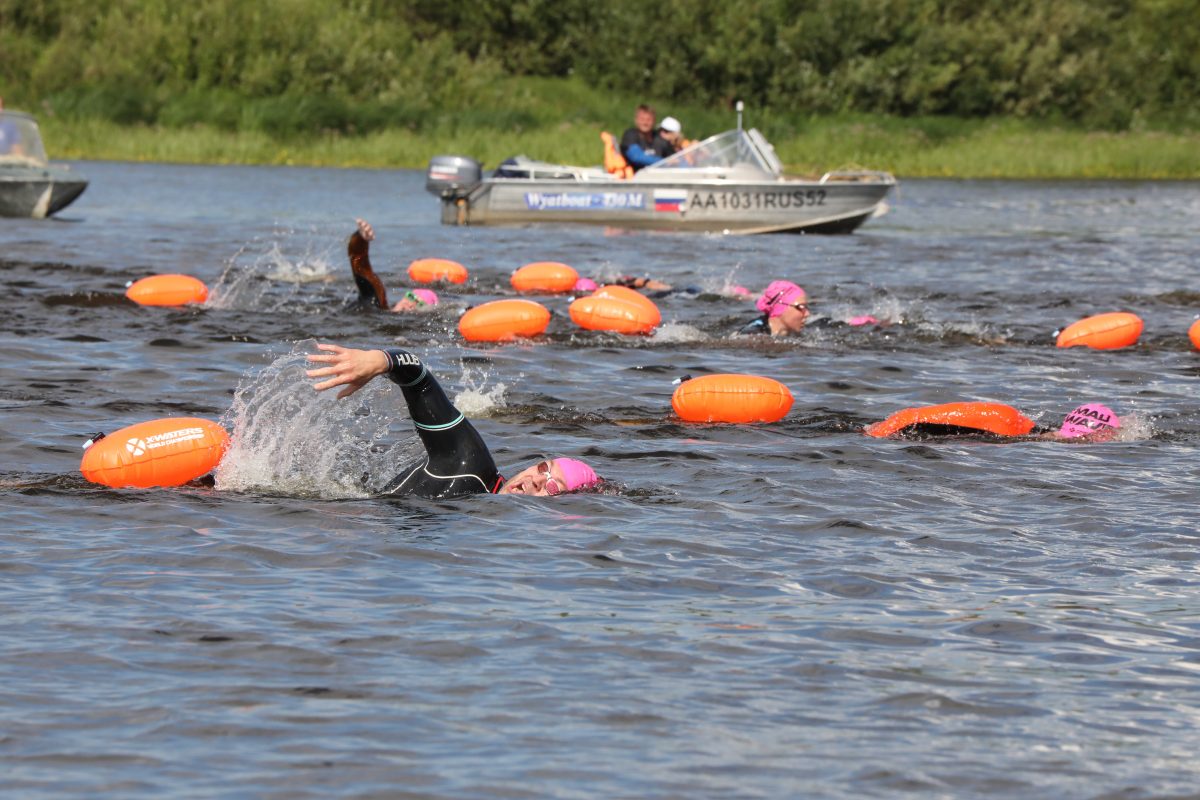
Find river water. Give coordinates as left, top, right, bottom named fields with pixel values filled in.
left=2, top=161, right=1198, bottom=798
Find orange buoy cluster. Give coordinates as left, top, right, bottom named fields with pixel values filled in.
left=865, top=402, right=1035, bottom=438
left=125, top=274, right=209, bottom=307
left=569, top=284, right=661, bottom=335
left=672, top=374, right=793, bottom=423
left=1189, top=319, right=1200, bottom=351
left=81, top=417, right=229, bottom=488
left=1056, top=312, right=1143, bottom=350
left=408, top=258, right=469, bottom=285
left=511, top=261, right=579, bottom=293
left=459, top=299, right=551, bottom=342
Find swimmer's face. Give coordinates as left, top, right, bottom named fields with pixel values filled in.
left=391, top=298, right=419, bottom=313
left=499, top=459, right=567, bottom=496
left=771, top=302, right=809, bottom=335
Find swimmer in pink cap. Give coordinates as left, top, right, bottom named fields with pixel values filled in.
left=738, top=280, right=809, bottom=336
left=1054, top=403, right=1121, bottom=441
left=308, top=343, right=602, bottom=499
left=499, top=457, right=601, bottom=496
left=347, top=218, right=447, bottom=314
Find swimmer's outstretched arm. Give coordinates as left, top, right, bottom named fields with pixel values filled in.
left=348, top=218, right=388, bottom=310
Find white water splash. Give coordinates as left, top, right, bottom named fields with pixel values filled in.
left=654, top=322, right=708, bottom=343
left=215, top=340, right=420, bottom=498
left=207, top=227, right=339, bottom=311
left=452, top=363, right=508, bottom=417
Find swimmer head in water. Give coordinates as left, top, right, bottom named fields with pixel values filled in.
left=392, top=288, right=438, bottom=313
left=756, top=280, right=809, bottom=335
left=499, top=457, right=600, bottom=496
left=1057, top=403, right=1120, bottom=440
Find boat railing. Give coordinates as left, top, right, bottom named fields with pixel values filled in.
left=819, top=169, right=896, bottom=184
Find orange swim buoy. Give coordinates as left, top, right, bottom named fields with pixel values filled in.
left=672, top=374, right=794, bottom=423
left=865, top=402, right=1035, bottom=438
left=569, top=295, right=659, bottom=335
left=80, top=417, right=229, bottom=488
left=458, top=299, right=551, bottom=342
left=511, top=261, right=579, bottom=293
left=592, top=284, right=661, bottom=321
left=1056, top=312, right=1143, bottom=350
left=1189, top=319, right=1200, bottom=351
left=125, top=274, right=209, bottom=307
left=408, top=258, right=469, bottom=284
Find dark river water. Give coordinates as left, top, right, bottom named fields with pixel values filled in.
left=2, top=161, right=1198, bottom=798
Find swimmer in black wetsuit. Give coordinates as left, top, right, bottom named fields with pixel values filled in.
left=348, top=219, right=439, bottom=313
left=306, top=344, right=601, bottom=498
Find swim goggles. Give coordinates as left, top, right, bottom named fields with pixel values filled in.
left=404, top=290, right=428, bottom=306
left=537, top=460, right=562, bottom=496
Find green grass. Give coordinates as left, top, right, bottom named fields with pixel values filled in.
left=32, top=77, right=1200, bottom=179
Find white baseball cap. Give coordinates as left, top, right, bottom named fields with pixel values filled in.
left=660, top=116, right=681, bottom=133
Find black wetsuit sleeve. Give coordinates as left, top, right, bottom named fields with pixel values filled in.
left=736, top=316, right=769, bottom=335
left=380, top=349, right=503, bottom=498
left=348, top=230, right=388, bottom=310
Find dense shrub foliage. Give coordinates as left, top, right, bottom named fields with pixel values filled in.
left=2, top=0, right=1196, bottom=133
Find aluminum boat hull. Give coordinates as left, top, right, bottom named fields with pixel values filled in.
left=441, top=176, right=891, bottom=234
left=0, top=163, right=88, bottom=218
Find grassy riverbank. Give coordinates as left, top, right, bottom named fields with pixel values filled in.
left=29, top=78, right=1200, bottom=179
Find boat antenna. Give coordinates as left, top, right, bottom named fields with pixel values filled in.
left=736, top=100, right=744, bottom=131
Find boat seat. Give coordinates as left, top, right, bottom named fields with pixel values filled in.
left=600, top=132, right=633, bottom=178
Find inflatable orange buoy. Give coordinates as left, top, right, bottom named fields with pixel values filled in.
left=1189, top=319, right=1200, bottom=351
left=408, top=258, right=468, bottom=285
left=458, top=299, right=550, bottom=342
left=511, top=262, right=579, bottom=293
left=1056, top=312, right=1143, bottom=350
left=865, top=402, right=1035, bottom=438
left=592, top=284, right=661, bottom=320
left=125, top=274, right=208, bottom=307
left=80, top=417, right=229, bottom=488
left=569, top=295, right=659, bottom=335
left=672, top=374, right=793, bottom=423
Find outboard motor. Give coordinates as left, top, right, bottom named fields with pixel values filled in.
left=426, top=155, right=482, bottom=198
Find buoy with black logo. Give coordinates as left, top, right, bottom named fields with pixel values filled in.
left=569, top=284, right=661, bottom=334
left=672, top=374, right=793, bottom=423
left=125, top=274, right=209, bottom=307
left=408, top=258, right=469, bottom=284
left=511, top=262, right=579, bottom=293
left=80, top=417, right=229, bottom=488
left=459, top=299, right=551, bottom=342
left=1056, top=312, right=1143, bottom=350
left=865, top=402, right=1035, bottom=438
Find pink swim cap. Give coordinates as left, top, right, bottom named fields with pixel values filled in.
left=756, top=280, right=807, bottom=318
left=1058, top=403, right=1120, bottom=439
left=574, top=277, right=598, bottom=293
left=409, top=288, right=439, bottom=306
left=730, top=285, right=751, bottom=297
left=848, top=315, right=878, bottom=326
left=554, top=458, right=599, bottom=492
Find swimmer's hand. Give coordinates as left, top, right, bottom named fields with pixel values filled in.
left=355, top=218, right=374, bottom=241
left=306, top=343, right=388, bottom=399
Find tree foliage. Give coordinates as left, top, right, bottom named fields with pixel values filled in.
left=0, top=0, right=1195, bottom=133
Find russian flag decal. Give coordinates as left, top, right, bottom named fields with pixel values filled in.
left=654, top=189, right=688, bottom=213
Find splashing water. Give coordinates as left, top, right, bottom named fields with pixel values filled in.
left=452, top=363, right=508, bottom=417
left=207, top=227, right=340, bottom=311
left=215, top=340, right=420, bottom=497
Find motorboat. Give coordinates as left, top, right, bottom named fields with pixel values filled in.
left=425, top=126, right=895, bottom=234
left=0, top=110, right=88, bottom=218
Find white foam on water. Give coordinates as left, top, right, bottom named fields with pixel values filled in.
left=654, top=322, right=708, bottom=343
left=452, top=363, right=508, bottom=417
left=215, top=340, right=420, bottom=498
left=207, top=228, right=339, bottom=311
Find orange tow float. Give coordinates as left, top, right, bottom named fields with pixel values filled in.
left=1189, top=319, right=1200, bottom=351
left=569, top=284, right=661, bottom=334
left=125, top=274, right=209, bottom=307
left=81, top=417, right=229, bottom=488
left=672, top=374, right=793, bottom=423
left=865, top=402, right=1035, bottom=438
left=511, top=261, right=579, bottom=293
left=408, top=258, right=469, bottom=284
left=1056, top=312, right=1143, bottom=350
left=459, top=299, right=551, bottom=342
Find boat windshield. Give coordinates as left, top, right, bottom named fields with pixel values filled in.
left=0, top=112, right=49, bottom=164
left=645, top=128, right=781, bottom=175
